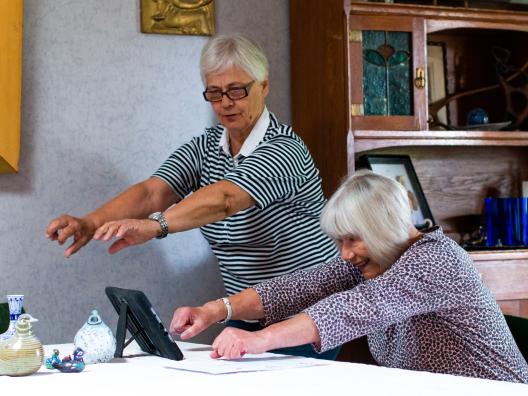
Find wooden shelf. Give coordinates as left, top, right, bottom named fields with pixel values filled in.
left=352, top=130, right=528, bottom=153
left=349, top=1, right=528, bottom=32
left=469, top=249, right=528, bottom=262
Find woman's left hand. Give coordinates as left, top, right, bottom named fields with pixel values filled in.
left=93, top=219, right=160, bottom=254
left=210, top=327, right=270, bottom=359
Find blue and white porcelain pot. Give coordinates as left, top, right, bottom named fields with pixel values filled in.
left=0, top=295, right=24, bottom=342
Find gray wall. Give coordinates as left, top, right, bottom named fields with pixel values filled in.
left=0, top=0, right=289, bottom=344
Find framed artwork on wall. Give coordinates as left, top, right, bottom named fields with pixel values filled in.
left=356, top=154, right=435, bottom=230
left=0, top=0, right=22, bottom=173
left=140, top=0, right=215, bottom=36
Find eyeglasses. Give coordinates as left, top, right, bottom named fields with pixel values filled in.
left=202, top=81, right=255, bottom=102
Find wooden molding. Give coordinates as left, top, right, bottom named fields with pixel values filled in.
left=353, top=130, right=528, bottom=152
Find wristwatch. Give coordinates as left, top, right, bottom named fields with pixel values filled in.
left=148, top=212, right=169, bottom=239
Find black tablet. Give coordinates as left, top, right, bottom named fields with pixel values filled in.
left=105, top=286, right=183, bottom=361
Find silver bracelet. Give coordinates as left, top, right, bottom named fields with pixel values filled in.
left=217, top=297, right=232, bottom=324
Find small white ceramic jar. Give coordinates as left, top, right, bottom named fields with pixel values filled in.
left=74, top=310, right=116, bottom=364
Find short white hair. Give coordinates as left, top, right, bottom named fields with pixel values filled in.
left=200, top=33, right=269, bottom=85
left=320, top=169, right=414, bottom=269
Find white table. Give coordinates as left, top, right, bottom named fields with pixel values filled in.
left=0, top=342, right=526, bottom=395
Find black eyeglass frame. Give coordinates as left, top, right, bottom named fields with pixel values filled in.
left=202, top=80, right=255, bottom=102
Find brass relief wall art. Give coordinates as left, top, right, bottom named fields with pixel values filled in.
left=141, top=0, right=215, bottom=36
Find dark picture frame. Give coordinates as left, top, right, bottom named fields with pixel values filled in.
left=356, top=154, right=435, bottom=230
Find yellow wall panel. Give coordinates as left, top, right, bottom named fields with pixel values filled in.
left=0, top=0, right=23, bottom=173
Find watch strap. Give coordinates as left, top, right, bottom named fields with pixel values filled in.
left=148, top=212, right=169, bottom=239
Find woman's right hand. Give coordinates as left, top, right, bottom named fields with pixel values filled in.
left=170, top=300, right=225, bottom=340
left=46, top=215, right=97, bottom=258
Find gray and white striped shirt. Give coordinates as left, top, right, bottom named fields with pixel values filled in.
left=153, top=110, right=337, bottom=294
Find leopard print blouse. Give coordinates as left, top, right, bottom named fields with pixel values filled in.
left=253, top=227, right=528, bottom=383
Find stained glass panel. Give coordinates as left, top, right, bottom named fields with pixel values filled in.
left=362, top=30, right=413, bottom=116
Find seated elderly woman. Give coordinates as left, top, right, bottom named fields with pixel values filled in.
left=170, top=170, right=528, bottom=383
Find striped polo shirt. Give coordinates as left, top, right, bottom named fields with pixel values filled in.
left=153, top=109, right=338, bottom=295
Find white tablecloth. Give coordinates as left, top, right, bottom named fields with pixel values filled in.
left=0, top=342, right=526, bottom=395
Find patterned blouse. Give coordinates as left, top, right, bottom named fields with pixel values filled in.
left=253, top=227, right=528, bottom=383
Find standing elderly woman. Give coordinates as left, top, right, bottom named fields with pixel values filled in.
left=46, top=33, right=339, bottom=359
left=171, top=170, right=528, bottom=383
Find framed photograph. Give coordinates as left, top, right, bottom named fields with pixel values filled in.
left=427, top=42, right=449, bottom=126
left=356, top=154, right=435, bottom=230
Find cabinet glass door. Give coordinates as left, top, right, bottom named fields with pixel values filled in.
left=348, top=15, right=426, bottom=130
left=363, top=30, right=412, bottom=116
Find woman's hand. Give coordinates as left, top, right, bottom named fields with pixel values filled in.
left=46, top=215, right=97, bottom=258
left=209, top=313, right=320, bottom=359
left=170, top=303, right=223, bottom=340
left=210, top=328, right=270, bottom=359
left=93, top=219, right=160, bottom=254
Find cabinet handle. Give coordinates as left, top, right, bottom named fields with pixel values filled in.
left=415, top=67, right=426, bottom=89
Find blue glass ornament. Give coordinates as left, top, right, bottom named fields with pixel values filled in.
left=467, top=108, right=489, bottom=125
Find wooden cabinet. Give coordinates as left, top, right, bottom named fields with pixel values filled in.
left=290, top=0, right=528, bottom=319
left=0, top=0, right=23, bottom=173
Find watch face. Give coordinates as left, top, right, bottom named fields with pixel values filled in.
left=149, top=212, right=161, bottom=220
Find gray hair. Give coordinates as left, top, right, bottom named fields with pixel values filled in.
left=200, top=33, right=269, bottom=85
left=320, top=169, right=414, bottom=269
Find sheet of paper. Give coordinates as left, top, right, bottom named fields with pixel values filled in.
left=166, top=353, right=332, bottom=375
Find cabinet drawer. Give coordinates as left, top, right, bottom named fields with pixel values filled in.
left=471, top=252, right=528, bottom=301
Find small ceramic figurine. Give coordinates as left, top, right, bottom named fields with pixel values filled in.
left=52, top=347, right=85, bottom=373
left=0, top=313, right=44, bottom=376
left=74, top=310, right=116, bottom=364
left=45, top=348, right=61, bottom=369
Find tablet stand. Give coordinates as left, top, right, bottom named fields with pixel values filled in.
left=114, top=299, right=144, bottom=358
left=106, top=286, right=183, bottom=360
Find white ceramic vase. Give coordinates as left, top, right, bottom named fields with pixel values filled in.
left=74, top=310, right=116, bottom=364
